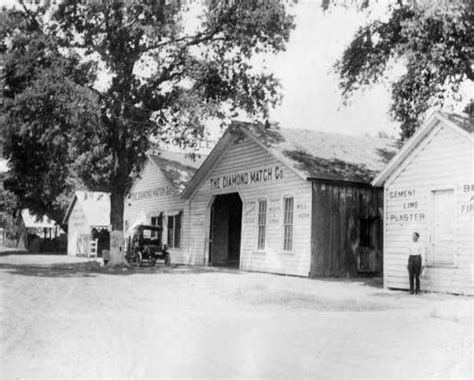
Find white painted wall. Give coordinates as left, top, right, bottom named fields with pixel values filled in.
left=384, top=122, right=474, bottom=295
left=188, top=136, right=313, bottom=276
left=67, top=201, right=90, bottom=256
left=124, top=159, right=190, bottom=263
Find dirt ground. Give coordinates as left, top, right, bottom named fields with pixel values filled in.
left=0, top=253, right=472, bottom=379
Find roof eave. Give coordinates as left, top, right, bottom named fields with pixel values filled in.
left=372, top=111, right=473, bottom=187
left=306, top=176, right=377, bottom=188
left=371, top=112, right=440, bottom=187
left=62, top=194, right=78, bottom=225
left=180, top=130, right=236, bottom=199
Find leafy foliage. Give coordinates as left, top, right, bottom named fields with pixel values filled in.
left=333, top=1, right=473, bottom=139
left=1, top=1, right=295, bottom=229
left=1, top=9, right=98, bottom=221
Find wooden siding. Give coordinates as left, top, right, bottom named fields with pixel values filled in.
left=67, top=202, right=90, bottom=256
left=124, top=159, right=190, bottom=264
left=188, top=135, right=313, bottom=276
left=310, top=182, right=384, bottom=277
left=384, top=123, right=473, bottom=295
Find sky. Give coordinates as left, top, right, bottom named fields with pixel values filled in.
left=1, top=0, right=470, bottom=153
left=266, top=1, right=400, bottom=137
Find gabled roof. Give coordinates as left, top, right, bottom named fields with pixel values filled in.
left=21, top=209, right=57, bottom=229
left=372, top=111, right=474, bottom=187
left=181, top=121, right=400, bottom=198
left=438, top=111, right=474, bottom=135
left=63, top=191, right=110, bottom=227
left=148, top=151, right=207, bottom=193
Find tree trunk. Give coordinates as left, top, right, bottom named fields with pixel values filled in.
left=106, top=189, right=130, bottom=268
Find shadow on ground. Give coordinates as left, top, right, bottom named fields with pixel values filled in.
left=0, top=250, right=66, bottom=257
left=305, top=276, right=383, bottom=290
left=232, top=285, right=395, bottom=312
left=0, top=261, right=242, bottom=278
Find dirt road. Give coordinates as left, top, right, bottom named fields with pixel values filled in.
left=0, top=254, right=472, bottom=378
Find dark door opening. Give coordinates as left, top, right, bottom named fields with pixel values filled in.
left=209, top=193, right=242, bottom=268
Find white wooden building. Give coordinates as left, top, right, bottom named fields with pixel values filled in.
left=20, top=209, right=61, bottom=251
left=181, top=121, right=399, bottom=277
left=63, top=191, right=110, bottom=257
left=124, top=151, right=206, bottom=264
left=373, top=111, right=474, bottom=295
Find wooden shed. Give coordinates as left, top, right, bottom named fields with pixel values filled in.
left=373, top=111, right=474, bottom=295
left=124, top=151, right=205, bottom=264
left=181, top=121, right=399, bottom=277
left=20, top=209, right=61, bottom=252
left=63, top=191, right=110, bottom=257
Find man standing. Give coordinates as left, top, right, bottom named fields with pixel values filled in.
left=407, top=232, right=426, bottom=294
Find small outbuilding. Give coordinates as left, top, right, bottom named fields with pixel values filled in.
left=373, top=111, right=473, bottom=295
left=181, top=121, right=399, bottom=277
left=63, top=191, right=110, bottom=257
left=20, top=209, right=62, bottom=252
left=124, top=151, right=206, bottom=264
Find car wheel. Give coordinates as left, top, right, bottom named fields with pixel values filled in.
left=164, top=252, right=171, bottom=266
left=134, top=251, right=143, bottom=267
left=149, top=256, right=157, bottom=266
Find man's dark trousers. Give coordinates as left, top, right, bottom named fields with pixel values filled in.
left=408, top=255, right=422, bottom=293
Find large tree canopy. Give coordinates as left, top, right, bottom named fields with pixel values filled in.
left=0, top=0, right=295, bottom=262
left=332, top=0, right=473, bottom=139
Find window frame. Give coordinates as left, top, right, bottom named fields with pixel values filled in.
left=150, top=213, right=163, bottom=240
left=282, top=195, right=294, bottom=253
left=256, top=198, right=268, bottom=251
left=427, top=187, right=457, bottom=268
left=167, top=211, right=182, bottom=249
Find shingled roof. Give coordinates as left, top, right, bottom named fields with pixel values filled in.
left=181, top=121, right=401, bottom=198
left=438, top=111, right=473, bottom=135
left=148, top=151, right=207, bottom=193
left=241, top=122, right=401, bottom=183
left=21, top=209, right=57, bottom=229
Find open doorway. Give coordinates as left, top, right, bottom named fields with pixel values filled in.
left=209, top=192, right=242, bottom=268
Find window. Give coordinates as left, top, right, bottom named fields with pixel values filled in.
left=151, top=214, right=163, bottom=240
left=283, top=196, right=294, bottom=251
left=167, top=212, right=182, bottom=248
left=257, top=199, right=267, bottom=250
left=359, top=218, right=377, bottom=272
left=360, top=218, right=373, bottom=248
left=430, top=189, right=456, bottom=266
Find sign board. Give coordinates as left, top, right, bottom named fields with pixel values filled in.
left=243, top=200, right=256, bottom=224
left=209, top=166, right=285, bottom=192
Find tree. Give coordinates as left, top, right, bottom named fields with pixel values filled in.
left=1, top=0, right=295, bottom=265
left=0, top=7, right=97, bottom=223
left=330, top=0, right=473, bottom=139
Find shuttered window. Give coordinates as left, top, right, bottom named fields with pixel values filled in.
left=257, top=199, right=267, bottom=250
left=283, top=196, right=294, bottom=251
left=167, top=212, right=182, bottom=249
left=151, top=214, right=163, bottom=240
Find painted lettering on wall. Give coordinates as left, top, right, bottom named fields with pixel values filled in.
left=192, top=211, right=205, bottom=226
left=268, top=198, right=281, bottom=225
left=129, top=185, right=173, bottom=201
left=459, top=184, right=474, bottom=215
left=387, top=188, right=425, bottom=223
left=209, top=166, right=284, bottom=191
left=389, top=189, right=416, bottom=198
left=389, top=213, right=425, bottom=222
left=296, top=202, right=310, bottom=219
left=243, top=200, right=256, bottom=224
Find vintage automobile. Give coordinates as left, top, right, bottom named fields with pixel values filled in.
left=126, top=225, right=170, bottom=267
